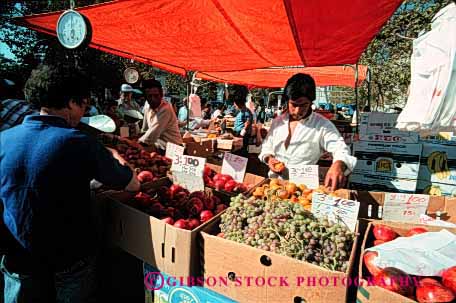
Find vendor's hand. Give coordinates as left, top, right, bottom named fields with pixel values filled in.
left=106, top=147, right=129, bottom=167
left=324, top=160, right=347, bottom=192
left=267, top=156, right=285, bottom=174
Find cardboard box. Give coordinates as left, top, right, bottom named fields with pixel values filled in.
left=416, top=179, right=456, bottom=197
left=349, top=174, right=418, bottom=193
left=144, top=264, right=237, bottom=303
left=205, top=163, right=266, bottom=197
left=105, top=179, right=226, bottom=277
left=352, top=141, right=422, bottom=179
left=418, top=143, right=456, bottom=186
left=201, top=218, right=359, bottom=303
left=351, top=191, right=456, bottom=223
left=359, top=113, right=419, bottom=143
left=185, top=140, right=217, bottom=158
left=356, top=220, right=456, bottom=303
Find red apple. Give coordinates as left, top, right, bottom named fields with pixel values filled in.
left=161, top=217, right=174, bottom=225
left=173, top=219, right=189, bottom=230
left=373, top=225, right=398, bottom=241
left=200, top=210, right=214, bottom=223
left=374, top=240, right=386, bottom=246
left=224, top=180, right=237, bottom=192
left=374, top=267, right=414, bottom=298
left=406, top=227, right=428, bottom=237
left=416, top=279, right=455, bottom=303
left=363, top=251, right=382, bottom=276
left=187, top=218, right=201, bottom=230
left=214, top=180, right=225, bottom=191
left=137, top=170, right=154, bottom=183
left=442, top=266, right=456, bottom=294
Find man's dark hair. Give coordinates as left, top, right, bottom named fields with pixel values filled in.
left=232, top=85, right=248, bottom=108
left=24, top=64, right=90, bottom=109
left=142, top=79, right=163, bottom=93
left=283, top=73, right=316, bottom=103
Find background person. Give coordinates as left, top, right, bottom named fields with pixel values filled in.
left=0, top=64, right=140, bottom=303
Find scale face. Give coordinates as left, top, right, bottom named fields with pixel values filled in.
left=56, top=10, right=91, bottom=49
left=124, top=67, right=140, bottom=84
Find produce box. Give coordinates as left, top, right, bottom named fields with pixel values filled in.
left=349, top=173, right=418, bottom=193
left=418, top=143, right=456, bottom=186
left=358, top=113, right=419, bottom=143
left=144, top=264, right=237, bottom=303
left=185, top=139, right=217, bottom=158
left=201, top=207, right=359, bottom=302
left=357, top=220, right=456, bottom=303
left=416, top=180, right=456, bottom=197
left=105, top=179, right=228, bottom=277
left=352, top=191, right=456, bottom=224
left=352, top=141, right=422, bottom=179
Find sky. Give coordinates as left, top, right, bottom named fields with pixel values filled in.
left=0, top=2, right=21, bottom=60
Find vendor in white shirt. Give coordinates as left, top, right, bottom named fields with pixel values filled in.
left=259, top=73, right=356, bottom=191
left=139, top=79, right=183, bottom=151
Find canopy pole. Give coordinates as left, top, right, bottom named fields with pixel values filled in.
left=186, top=71, right=193, bottom=131
left=367, top=67, right=371, bottom=111
left=354, top=63, right=359, bottom=135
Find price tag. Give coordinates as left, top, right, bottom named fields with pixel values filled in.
left=311, top=193, right=360, bottom=232
left=288, top=165, right=319, bottom=189
left=383, top=193, right=429, bottom=223
left=221, top=152, right=248, bottom=183
left=165, top=142, right=184, bottom=161
left=171, top=155, right=206, bottom=192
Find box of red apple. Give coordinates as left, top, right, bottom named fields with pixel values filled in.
left=358, top=220, right=456, bottom=303
left=104, top=177, right=231, bottom=277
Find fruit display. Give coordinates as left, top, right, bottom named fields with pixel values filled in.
left=203, top=165, right=253, bottom=194
left=115, top=143, right=172, bottom=181
left=363, top=225, right=456, bottom=302
left=220, top=195, right=355, bottom=272
left=252, top=178, right=348, bottom=211
left=133, top=183, right=227, bottom=230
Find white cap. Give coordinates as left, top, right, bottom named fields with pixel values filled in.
left=120, top=84, right=134, bottom=92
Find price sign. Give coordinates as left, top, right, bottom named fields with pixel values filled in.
left=311, top=193, right=360, bottom=232
left=383, top=193, right=429, bottom=223
left=171, top=155, right=206, bottom=192
left=289, top=165, right=319, bottom=189
left=221, top=152, right=248, bottom=183
left=165, top=142, right=184, bottom=161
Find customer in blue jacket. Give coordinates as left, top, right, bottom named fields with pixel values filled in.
left=0, top=64, right=140, bottom=303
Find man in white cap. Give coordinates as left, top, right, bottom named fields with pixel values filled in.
left=116, top=84, right=141, bottom=118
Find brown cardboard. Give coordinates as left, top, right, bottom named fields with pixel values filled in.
left=105, top=180, right=223, bottom=277
left=357, top=220, right=456, bottom=303
left=201, top=218, right=359, bottom=303
left=352, top=191, right=456, bottom=223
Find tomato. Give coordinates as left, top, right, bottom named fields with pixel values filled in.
left=363, top=251, right=382, bottom=276
left=442, top=266, right=456, bottom=294
left=416, top=279, right=455, bottom=303
left=406, top=227, right=428, bottom=237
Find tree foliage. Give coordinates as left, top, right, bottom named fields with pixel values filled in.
left=359, top=0, right=454, bottom=110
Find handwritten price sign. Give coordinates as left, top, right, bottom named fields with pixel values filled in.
left=383, top=193, right=429, bottom=223
left=221, top=153, right=248, bottom=183
left=171, top=155, right=206, bottom=192
left=165, top=142, right=184, bottom=162
left=289, top=165, right=319, bottom=189
left=311, top=193, right=360, bottom=232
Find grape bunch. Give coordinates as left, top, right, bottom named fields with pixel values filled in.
left=220, top=195, right=355, bottom=272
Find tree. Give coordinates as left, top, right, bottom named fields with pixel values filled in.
left=359, top=0, right=454, bottom=110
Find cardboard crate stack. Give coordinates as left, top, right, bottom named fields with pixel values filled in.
left=416, top=141, right=456, bottom=197
left=350, top=113, right=422, bottom=193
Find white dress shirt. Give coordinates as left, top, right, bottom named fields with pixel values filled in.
left=139, top=100, right=183, bottom=150
left=259, top=112, right=357, bottom=178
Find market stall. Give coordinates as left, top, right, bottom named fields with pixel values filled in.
left=8, top=1, right=456, bottom=303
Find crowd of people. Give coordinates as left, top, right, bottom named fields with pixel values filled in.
left=0, top=63, right=356, bottom=303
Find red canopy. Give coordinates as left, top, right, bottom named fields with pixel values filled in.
left=196, top=65, right=367, bottom=88
left=15, top=0, right=402, bottom=75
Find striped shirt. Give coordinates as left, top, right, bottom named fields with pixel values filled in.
left=0, top=99, right=37, bottom=132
